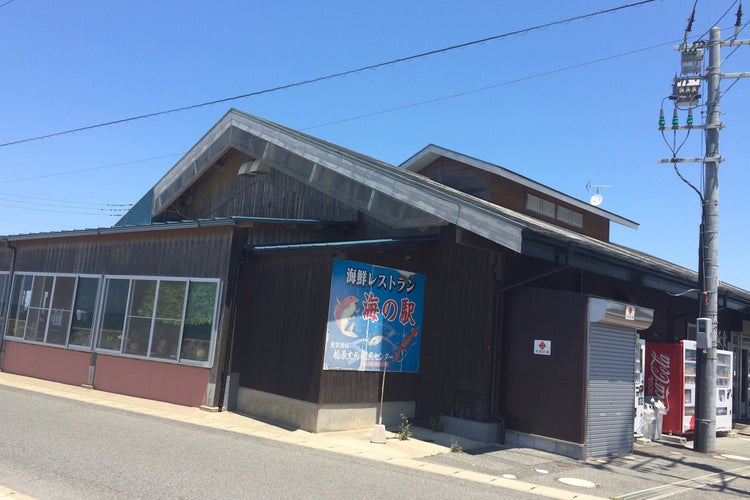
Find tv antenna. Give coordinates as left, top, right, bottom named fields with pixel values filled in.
left=586, top=182, right=612, bottom=207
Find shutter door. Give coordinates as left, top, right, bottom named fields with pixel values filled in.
left=586, top=323, right=636, bottom=459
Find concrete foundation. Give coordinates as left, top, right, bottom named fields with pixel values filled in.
left=235, top=386, right=414, bottom=433
left=440, top=416, right=503, bottom=443
left=504, top=429, right=585, bottom=460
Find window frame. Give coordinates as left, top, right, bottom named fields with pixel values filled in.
left=2, top=272, right=221, bottom=368
left=4, top=272, right=102, bottom=349
left=94, top=274, right=220, bottom=367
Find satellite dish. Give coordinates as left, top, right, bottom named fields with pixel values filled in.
left=586, top=181, right=611, bottom=206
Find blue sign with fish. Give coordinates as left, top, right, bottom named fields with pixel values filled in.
left=323, top=258, right=426, bottom=372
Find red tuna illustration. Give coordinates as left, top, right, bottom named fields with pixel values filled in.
left=334, top=295, right=359, bottom=338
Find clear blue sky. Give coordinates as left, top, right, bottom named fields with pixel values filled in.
left=2, top=0, right=749, bottom=291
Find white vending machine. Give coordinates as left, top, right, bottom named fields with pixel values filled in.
left=716, top=348, right=733, bottom=432
left=634, top=339, right=645, bottom=436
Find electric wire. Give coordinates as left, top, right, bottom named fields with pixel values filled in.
left=0, top=153, right=182, bottom=184
left=302, top=39, right=679, bottom=132
left=0, top=0, right=657, bottom=148
left=0, top=202, right=126, bottom=217
left=695, top=0, right=739, bottom=42
left=0, top=192, right=132, bottom=208
left=3, top=38, right=679, bottom=191
left=0, top=0, right=16, bottom=9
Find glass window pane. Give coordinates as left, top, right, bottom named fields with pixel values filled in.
left=151, top=281, right=186, bottom=359
left=557, top=206, right=571, bottom=224
left=24, top=308, right=47, bottom=342
left=0, top=274, right=7, bottom=328
left=541, top=199, right=555, bottom=218
left=46, top=276, right=76, bottom=345
left=98, top=279, right=130, bottom=351
left=570, top=211, right=583, bottom=228
left=24, top=276, right=54, bottom=342
left=525, top=194, right=540, bottom=213
left=69, top=277, right=100, bottom=347
left=124, top=280, right=156, bottom=356
left=180, top=281, right=217, bottom=362
left=7, top=274, right=32, bottom=337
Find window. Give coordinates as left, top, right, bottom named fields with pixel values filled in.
left=526, top=193, right=584, bottom=229
left=45, top=276, right=76, bottom=345
left=97, top=276, right=219, bottom=364
left=5, top=273, right=101, bottom=347
left=98, top=278, right=130, bottom=351
left=69, top=277, right=100, bottom=347
left=180, top=281, right=218, bottom=362
left=525, top=194, right=555, bottom=218
left=151, top=280, right=187, bottom=359
left=7, top=274, right=33, bottom=337
left=124, top=279, right=157, bottom=356
left=4, top=272, right=219, bottom=366
left=0, top=273, right=7, bottom=331
left=556, top=206, right=584, bottom=228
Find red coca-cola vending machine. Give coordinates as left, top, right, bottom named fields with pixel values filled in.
left=645, top=340, right=733, bottom=435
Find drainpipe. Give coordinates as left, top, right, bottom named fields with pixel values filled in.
left=217, top=249, right=249, bottom=411
left=0, top=239, right=17, bottom=370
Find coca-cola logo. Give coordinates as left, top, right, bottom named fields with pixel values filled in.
left=647, top=351, right=671, bottom=412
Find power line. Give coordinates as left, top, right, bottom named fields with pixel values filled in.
left=0, top=192, right=132, bottom=207
left=1, top=37, right=677, bottom=188
left=0, top=153, right=182, bottom=183
left=0, top=203, right=126, bottom=216
left=302, top=39, right=678, bottom=131
left=0, top=0, right=656, bottom=149
left=0, top=0, right=17, bottom=9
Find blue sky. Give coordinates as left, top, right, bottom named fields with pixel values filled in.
left=1, top=0, right=749, bottom=290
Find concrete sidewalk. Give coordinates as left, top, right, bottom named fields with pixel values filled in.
left=1, top=372, right=749, bottom=499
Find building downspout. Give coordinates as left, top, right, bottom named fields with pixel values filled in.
left=217, top=249, right=249, bottom=411
left=490, top=285, right=505, bottom=441
left=0, top=239, right=17, bottom=370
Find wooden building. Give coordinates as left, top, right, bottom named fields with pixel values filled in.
left=2, top=109, right=750, bottom=459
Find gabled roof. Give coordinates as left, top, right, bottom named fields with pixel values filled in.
left=101, top=109, right=750, bottom=312
left=138, top=108, right=527, bottom=252
left=401, top=144, right=638, bottom=230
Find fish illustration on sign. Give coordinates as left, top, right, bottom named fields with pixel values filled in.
left=333, top=295, right=359, bottom=338
left=351, top=332, right=398, bottom=350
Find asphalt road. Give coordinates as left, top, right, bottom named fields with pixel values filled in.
left=0, top=385, right=542, bottom=499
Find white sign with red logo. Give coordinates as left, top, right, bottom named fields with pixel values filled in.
left=625, top=305, right=636, bottom=321
left=534, top=339, right=551, bottom=356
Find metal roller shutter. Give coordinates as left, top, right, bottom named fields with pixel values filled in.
left=586, top=323, right=636, bottom=458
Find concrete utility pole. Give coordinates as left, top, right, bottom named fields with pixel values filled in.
left=659, top=20, right=750, bottom=453
left=694, top=26, right=721, bottom=454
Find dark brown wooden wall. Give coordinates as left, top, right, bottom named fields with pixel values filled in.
left=180, top=150, right=359, bottom=223
left=419, top=158, right=489, bottom=199
left=231, top=252, right=332, bottom=402
left=418, top=157, right=611, bottom=242
left=231, top=226, right=499, bottom=415
left=501, top=286, right=588, bottom=443
left=415, top=227, right=497, bottom=420
left=7, top=226, right=235, bottom=278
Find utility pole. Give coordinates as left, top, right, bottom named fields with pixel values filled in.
left=695, top=26, right=721, bottom=454
left=659, top=14, right=750, bottom=453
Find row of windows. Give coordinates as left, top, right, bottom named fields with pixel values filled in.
left=525, top=193, right=584, bottom=228
left=1, top=272, right=219, bottom=365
